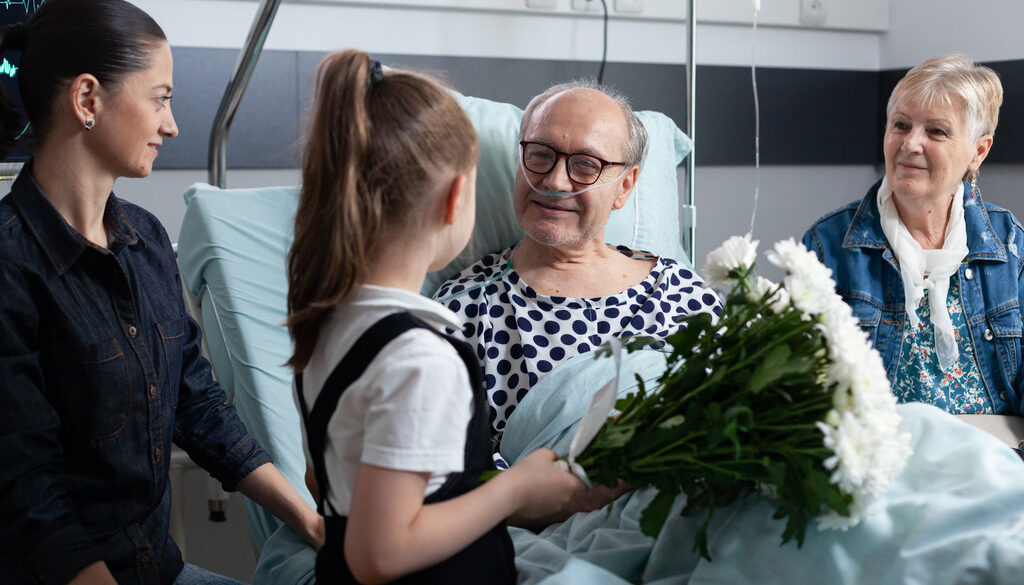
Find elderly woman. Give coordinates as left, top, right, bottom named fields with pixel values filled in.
left=803, top=55, right=1022, bottom=416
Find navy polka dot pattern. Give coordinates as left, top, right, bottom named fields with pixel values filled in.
left=434, top=245, right=722, bottom=443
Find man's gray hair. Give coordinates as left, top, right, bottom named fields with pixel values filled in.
left=519, top=79, right=649, bottom=168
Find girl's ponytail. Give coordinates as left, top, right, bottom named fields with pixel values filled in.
left=287, top=49, right=478, bottom=371
left=287, top=50, right=380, bottom=369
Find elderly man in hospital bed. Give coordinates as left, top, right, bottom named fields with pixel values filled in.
left=433, top=81, right=722, bottom=524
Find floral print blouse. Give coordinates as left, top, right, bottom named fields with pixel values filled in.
left=892, top=275, right=994, bottom=413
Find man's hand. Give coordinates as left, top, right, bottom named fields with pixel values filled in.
left=508, top=479, right=631, bottom=531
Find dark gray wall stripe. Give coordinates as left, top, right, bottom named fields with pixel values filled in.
left=697, top=65, right=880, bottom=166
left=157, top=47, right=1021, bottom=171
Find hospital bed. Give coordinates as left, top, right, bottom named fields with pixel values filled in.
left=177, top=89, right=696, bottom=584
left=174, top=1, right=1024, bottom=583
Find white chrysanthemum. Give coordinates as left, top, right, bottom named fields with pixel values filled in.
left=758, top=236, right=914, bottom=531
left=784, top=273, right=835, bottom=317
left=750, top=276, right=790, bottom=314
left=765, top=239, right=822, bottom=278
left=699, top=234, right=910, bottom=534
left=703, top=233, right=758, bottom=287
left=757, top=482, right=779, bottom=499
left=816, top=496, right=876, bottom=531
left=766, top=239, right=836, bottom=317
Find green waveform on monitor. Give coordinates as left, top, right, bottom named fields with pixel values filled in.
left=1, top=58, right=17, bottom=78
left=1, top=0, right=45, bottom=12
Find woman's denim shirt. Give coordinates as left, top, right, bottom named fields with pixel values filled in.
left=0, top=165, right=271, bottom=585
left=803, top=179, right=1024, bottom=416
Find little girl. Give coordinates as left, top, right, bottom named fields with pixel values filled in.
left=286, top=50, right=583, bottom=584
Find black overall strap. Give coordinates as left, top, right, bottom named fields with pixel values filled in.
left=299, top=311, right=515, bottom=585
left=295, top=311, right=427, bottom=516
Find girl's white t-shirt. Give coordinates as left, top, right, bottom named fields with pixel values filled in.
left=295, top=285, right=474, bottom=516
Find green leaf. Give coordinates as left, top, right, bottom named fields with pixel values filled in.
left=658, top=415, right=686, bottom=430
left=667, top=314, right=711, bottom=356
left=747, top=344, right=792, bottom=394
left=633, top=374, right=647, bottom=398
left=722, top=420, right=742, bottom=459
left=687, top=494, right=718, bottom=561
left=594, top=342, right=616, bottom=359
left=639, top=488, right=677, bottom=538
left=723, top=405, right=754, bottom=428
left=600, top=425, right=636, bottom=448
left=625, top=336, right=661, bottom=352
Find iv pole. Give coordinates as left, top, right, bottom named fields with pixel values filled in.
left=683, top=0, right=697, bottom=262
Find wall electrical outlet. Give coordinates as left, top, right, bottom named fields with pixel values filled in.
left=526, top=0, right=558, bottom=9
left=800, top=0, right=826, bottom=26
left=571, top=0, right=600, bottom=11
left=614, top=0, right=643, bottom=13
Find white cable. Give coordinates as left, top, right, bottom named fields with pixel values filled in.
left=748, top=2, right=762, bottom=237
left=631, top=184, right=641, bottom=249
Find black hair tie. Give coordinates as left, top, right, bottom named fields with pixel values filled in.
left=368, top=60, right=384, bottom=87
left=1, top=23, right=27, bottom=52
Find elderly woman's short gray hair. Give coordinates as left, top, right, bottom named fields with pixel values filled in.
left=519, top=79, right=649, bottom=168
left=887, top=54, right=1003, bottom=141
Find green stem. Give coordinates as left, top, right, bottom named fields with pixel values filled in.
left=674, top=318, right=818, bottom=404
left=633, top=431, right=704, bottom=464
left=755, top=424, right=820, bottom=431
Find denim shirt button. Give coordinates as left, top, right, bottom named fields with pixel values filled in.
left=139, top=552, right=150, bottom=566
left=964, top=267, right=974, bottom=280
left=984, top=328, right=994, bottom=341
left=128, top=324, right=138, bottom=337
left=153, top=447, right=162, bottom=462
left=148, top=384, right=157, bottom=398
left=1000, top=391, right=1009, bottom=400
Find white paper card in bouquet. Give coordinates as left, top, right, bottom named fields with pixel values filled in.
left=556, top=338, right=622, bottom=486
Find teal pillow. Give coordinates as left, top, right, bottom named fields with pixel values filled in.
left=422, top=93, right=694, bottom=296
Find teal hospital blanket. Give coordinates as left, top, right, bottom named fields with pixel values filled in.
left=501, top=350, right=1024, bottom=585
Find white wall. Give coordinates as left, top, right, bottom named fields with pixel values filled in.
left=124, top=0, right=887, bottom=247
left=692, top=164, right=882, bottom=279
left=880, top=0, right=1024, bottom=223
left=881, top=0, right=1024, bottom=68
left=135, top=0, right=882, bottom=68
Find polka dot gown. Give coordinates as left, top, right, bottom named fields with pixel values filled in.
left=434, top=245, right=723, bottom=444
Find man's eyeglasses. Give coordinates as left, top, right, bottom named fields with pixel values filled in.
left=519, top=141, right=628, bottom=186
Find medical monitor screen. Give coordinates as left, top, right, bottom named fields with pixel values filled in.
left=1, top=1, right=43, bottom=163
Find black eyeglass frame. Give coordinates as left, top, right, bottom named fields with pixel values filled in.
left=519, top=140, right=629, bottom=186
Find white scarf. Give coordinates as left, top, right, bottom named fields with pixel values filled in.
left=876, top=177, right=968, bottom=372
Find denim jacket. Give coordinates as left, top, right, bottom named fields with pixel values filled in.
left=0, top=164, right=271, bottom=585
left=803, top=178, right=1024, bottom=416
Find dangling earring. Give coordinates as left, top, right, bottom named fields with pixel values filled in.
left=970, top=171, right=978, bottom=199
left=84, top=118, right=95, bottom=131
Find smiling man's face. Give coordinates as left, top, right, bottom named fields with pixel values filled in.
left=513, top=89, right=634, bottom=249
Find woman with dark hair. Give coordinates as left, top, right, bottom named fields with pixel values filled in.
left=0, top=2, right=323, bottom=584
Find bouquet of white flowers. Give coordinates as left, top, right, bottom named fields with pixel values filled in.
left=575, top=234, right=912, bottom=559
